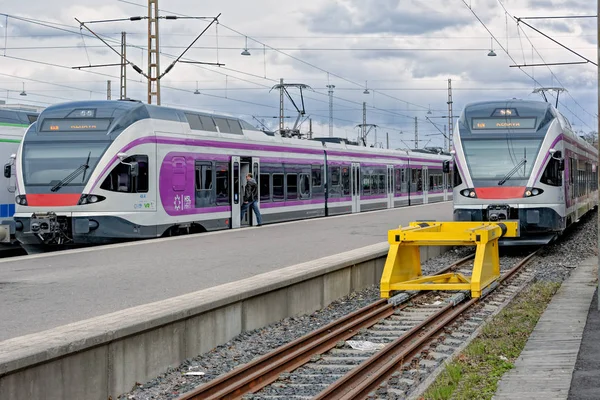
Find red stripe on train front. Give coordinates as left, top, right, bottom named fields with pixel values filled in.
left=26, top=194, right=81, bottom=206
left=474, top=187, right=525, bottom=199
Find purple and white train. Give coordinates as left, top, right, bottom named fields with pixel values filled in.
left=452, top=99, right=598, bottom=245
left=9, top=100, right=452, bottom=252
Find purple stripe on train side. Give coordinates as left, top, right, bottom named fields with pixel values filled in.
left=91, top=136, right=448, bottom=190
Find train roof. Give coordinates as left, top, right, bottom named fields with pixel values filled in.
left=461, top=99, right=553, bottom=115
left=34, top=100, right=451, bottom=160
left=39, top=99, right=259, bottom=129
left=0, top=108, right=39, bottom=126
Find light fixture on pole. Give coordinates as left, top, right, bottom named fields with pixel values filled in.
left=487, top=37, right=497, bottom=57
left=241, top=36, right=251, bottom=56
left=363, top=80, right=369, bottom=95
left=19, top=82, right=26, bottom=96
left=194, top=81, right=200, bottom=94
left=427, top=104, right=432, bottom=115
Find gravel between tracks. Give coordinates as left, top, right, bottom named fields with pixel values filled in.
left=119, top=211, right=597, bottom=400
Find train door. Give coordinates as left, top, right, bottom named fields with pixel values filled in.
left=423, top=166, right=429, bottom=204
left=351, top=162, right=361, bottom=213
left=231, top=156, right=241, bottom=228
left=251, top=158, right=260, bottom=226
left=387, top=165, right=394, bottom=208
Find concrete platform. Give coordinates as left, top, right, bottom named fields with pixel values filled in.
left=493, top=257, right=598, bottom=400
left=0, top=201, right=451, bottom=341
left=0, top=210, right=453, bottom=399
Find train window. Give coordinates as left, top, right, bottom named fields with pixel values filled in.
left=453, top=164, right=463, bottom=187
left=370, top=175, right=378, bottom=194
left=260, top=173, right=271, bottom=202
left=311, top=165, right=322, bottom=187
left=100, top=155, right=149, bottom=193
left=233, top=162, right=240, bottom=204
left=273, top=174, right=284, bottom=201
left=185, top=113, right=203, bottom=130
left=416, top=170, right=423, bottom=192
left=394, top=169, right=402, bottom=193
left=195, top=162, right=214, bottom=208
left=215, top=163, right=229, bottom=205
left=362, top=174, right=371, bottom=195
left=538, top=110, right=554, bottom=130
left=27, top=114, right=38, bottom=123
left=214, top=117, right=231, bottom=133
left=330, top=167, right=340, bottom=186
left=299, top=173, right=310, bottom=199
left=327, top=166, right=340, bottom=198
left=341, top=167, right=350, bottom=196
left=378, top=175, right=385, bottom=193
left=195, top=163, right=212, bottom=191
left=540, top=158, right=562, bottom=187
left=199, top=115, right=217, bottom=132
left=226, top=119, right=243, bottom=135
left=569, top=158, right=575, bottom=198
left=286, top=174, right=298, bottom=200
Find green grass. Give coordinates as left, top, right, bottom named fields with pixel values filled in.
left=421, top=282, right=560, bottom=400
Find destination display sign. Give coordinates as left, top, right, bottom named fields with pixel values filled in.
left=40, top=118, right=111, bottom=132
left=471, top=117, right=537, bottom=130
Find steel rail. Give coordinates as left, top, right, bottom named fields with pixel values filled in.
left=314, top=250, right=540, bottom=400
left=176, top=253, right=475, bottom=400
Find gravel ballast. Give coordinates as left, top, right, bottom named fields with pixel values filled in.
left=119, top=210, right=597, bottom=400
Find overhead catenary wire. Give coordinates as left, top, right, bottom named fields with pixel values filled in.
left=462, top=0, right=596, bottom=131
left=496, top=0, right=597, bottom=125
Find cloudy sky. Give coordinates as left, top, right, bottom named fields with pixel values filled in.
left=0, top=0, right=597, bottom=149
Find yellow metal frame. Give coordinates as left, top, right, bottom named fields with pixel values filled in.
left=380, top=221, right=520, bottom=298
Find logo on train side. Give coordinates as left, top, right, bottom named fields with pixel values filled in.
left=173, top=195, right=192, bottom=211
left=174, top=194, right=182, bottom=211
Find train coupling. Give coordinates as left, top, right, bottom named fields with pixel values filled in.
left=30, top=212, right=61, bottom=235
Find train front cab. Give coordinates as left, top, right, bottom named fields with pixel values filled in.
left=453, top=149, right=568, bottom=244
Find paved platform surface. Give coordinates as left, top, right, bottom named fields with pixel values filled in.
left=0, top=202, right=452, bottom=341
left=569, top=287, right=600, bottom=400
left=494, top=257, right=598, bottom=400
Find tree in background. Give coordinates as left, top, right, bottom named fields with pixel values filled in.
left=578, top=130, right=598, bottom=147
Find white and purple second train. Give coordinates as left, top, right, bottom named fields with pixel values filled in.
left=9, top=100, right=452, bottom=252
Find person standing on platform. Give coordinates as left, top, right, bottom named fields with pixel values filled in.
left=241, top=173, right=262, bottom=226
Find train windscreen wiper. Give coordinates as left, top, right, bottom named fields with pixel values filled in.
left=50, top=151, right=91, bottom=192
left=498, top=158, right=526, bottom=186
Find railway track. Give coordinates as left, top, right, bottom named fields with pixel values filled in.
left=176, top=250, right=539, bottom=400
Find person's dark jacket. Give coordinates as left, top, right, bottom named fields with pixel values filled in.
left=244, top=178, right=258, bottom=202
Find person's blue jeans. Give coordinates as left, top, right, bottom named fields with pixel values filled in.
left=240, top=201, right=262, bottom=225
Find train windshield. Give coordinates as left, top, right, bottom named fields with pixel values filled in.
left=22, top=141, right=109, bottom=187
left=462, top=138, right=542, bottom=182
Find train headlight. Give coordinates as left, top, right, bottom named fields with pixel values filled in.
left=523, top=187, right=544, bottom=198
left=460, top=189, right=477, bottom=198
left=78, top=194, right=106, bottom=205
left=15, top=195, right=27, bottom=205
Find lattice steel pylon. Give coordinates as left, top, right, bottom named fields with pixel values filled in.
left=147, top=0, right=161, bottom=105
left=326, top=84, right=335, bottom=137
left=447, top=78, right=453, bottom=152
left=120, top=31, right=127, bottom=100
